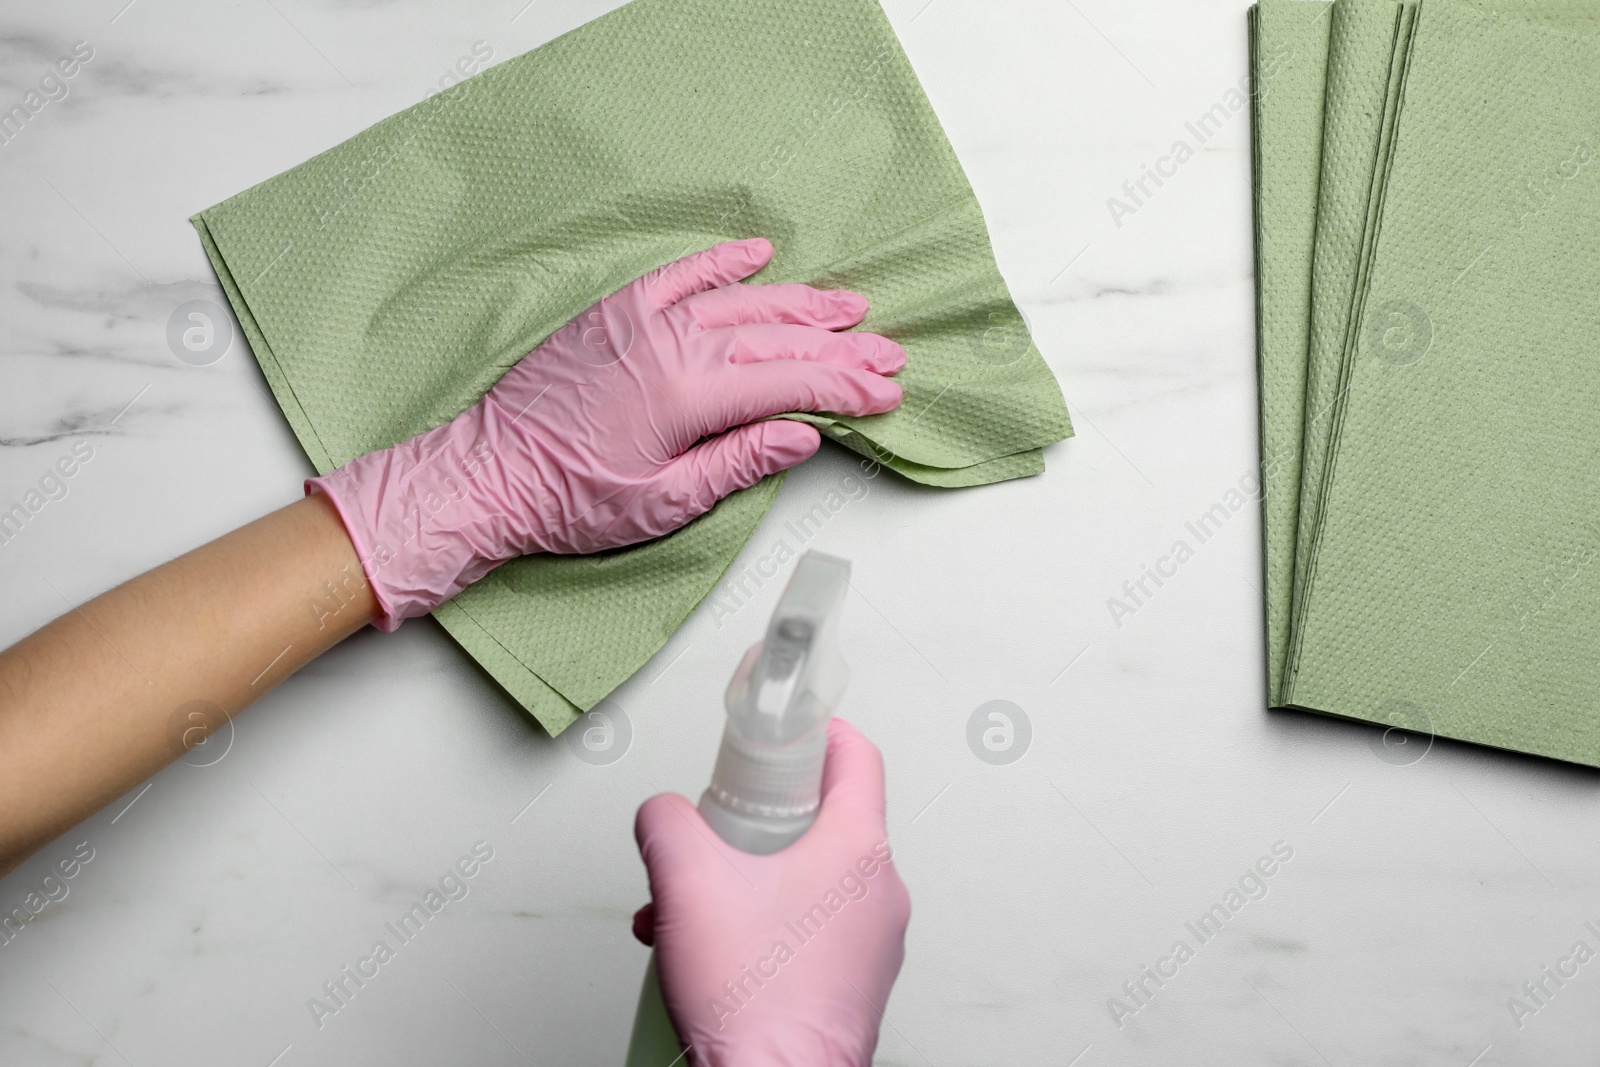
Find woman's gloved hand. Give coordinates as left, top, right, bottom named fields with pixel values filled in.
left=633, top=719, right=912, bottom=1067
left=307, top=238, right=904, bottom=630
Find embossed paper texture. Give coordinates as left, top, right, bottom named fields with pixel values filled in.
left=1252, top=0, right=1600, bottom=765
left=1249, top=0, right=1332, bottom=701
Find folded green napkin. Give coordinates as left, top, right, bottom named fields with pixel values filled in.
left=1249, top=0, right=1332, bottom=702
left=193, top=0, right=1070, bottom=735
left=1281, top=0, right=1600, bottom=765
left=1284, top=0, right=1414, bottom=692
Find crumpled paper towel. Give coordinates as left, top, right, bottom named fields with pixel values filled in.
left=193, top=0, right=1071, bottom=734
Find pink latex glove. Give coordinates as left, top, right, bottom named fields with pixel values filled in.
left=307, top=238, right=904, bottom=631
left=633, top=719, right=912, bottom=1067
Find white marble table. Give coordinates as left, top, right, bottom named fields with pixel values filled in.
left=3, top=0, right=1596, bottom=1063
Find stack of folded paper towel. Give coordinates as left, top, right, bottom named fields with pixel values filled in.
left=1250, top=0, right=1600, bottom=765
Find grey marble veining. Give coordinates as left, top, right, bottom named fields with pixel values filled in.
left=2, top=1, right=1597, bottom=1065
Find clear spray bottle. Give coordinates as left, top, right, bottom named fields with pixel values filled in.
left=623, top=551, right=852, bottom=1066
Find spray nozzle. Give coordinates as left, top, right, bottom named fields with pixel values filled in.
left=702, top=551, right=851, bottom=854
left=724, top=551, right=850, bottom=744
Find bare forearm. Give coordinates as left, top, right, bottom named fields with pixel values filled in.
left=0, top=494, right=375, bottom=872
left=0, top=239, right=904, bottom=876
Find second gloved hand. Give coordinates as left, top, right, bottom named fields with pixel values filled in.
left=633, top=719, right=912, bottom=1067
left=308, top=238, right=905, bottom=630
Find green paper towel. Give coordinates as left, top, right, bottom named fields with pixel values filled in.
left=1281, top=0, right=1600, bottom=765
left=1284, top=0, right=1415, bottom=695
left=1249, top=0, right=1332, bottom=703
left=192, top=0, right=1070, bottom=735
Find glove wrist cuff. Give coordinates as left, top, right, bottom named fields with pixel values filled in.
left=306, top=403, right=517, bottom=631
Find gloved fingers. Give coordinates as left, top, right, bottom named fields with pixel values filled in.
left=813, top=718, right=891, bottom=836
left=663, top=421, right=821, bottom=517
left=634, top=791, right=725, bottom=891
left=710, top=323, right=906, bottom=374
left=645, top=238, right=773, bottom=309
left=631, top=903, right=656, bottom=946
left=695, top=361, right=903, bottom=436
left=676, top=283, right=868, bottom=331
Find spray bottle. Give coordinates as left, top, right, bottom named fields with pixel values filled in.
left=623, top=550, right=852, bottom=1066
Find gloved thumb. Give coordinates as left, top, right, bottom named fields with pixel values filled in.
left=658, top=419, right=820, bottom=517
